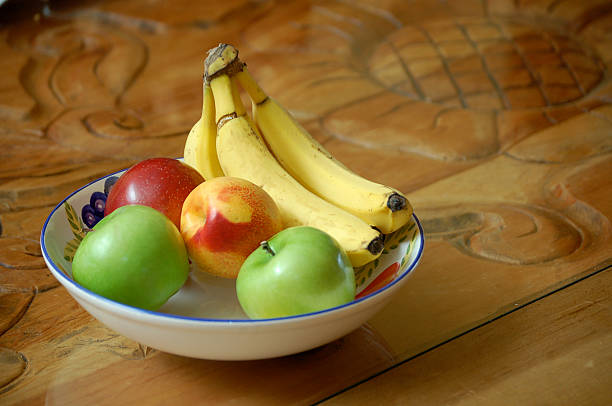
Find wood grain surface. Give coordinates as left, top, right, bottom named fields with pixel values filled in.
left=323, top=268, right=612, bottom=406
left=1, top=0, right=611, bottom=404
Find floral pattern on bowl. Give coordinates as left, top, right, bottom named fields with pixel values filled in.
left=354, top=221, right=418, bottom=293
left=63, top=176, right=118, bottom=263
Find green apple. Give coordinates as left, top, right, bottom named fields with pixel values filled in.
left=236, top=226, right=355, bottom=319
left=72, top=205, right=190, bottom=310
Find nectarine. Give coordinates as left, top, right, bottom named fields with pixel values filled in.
left=180, top=177, right=283, bottom=278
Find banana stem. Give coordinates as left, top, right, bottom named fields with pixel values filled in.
left=210, top=75, right=244, bottom=121
left=209, top=72, right=251, bottom=133
left=204, top=44, right=268, bottom=108
left=231, top=76, right=246, bottom=117
left=235, top=68, right=268, bottom=105
left=210, top=75, right=235, bottom=122
left=203, top=83, right=214, bottom=121
left=205, top=44, right=239, bottom=79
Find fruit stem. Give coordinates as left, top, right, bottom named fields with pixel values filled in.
left=260, top=240, right=275, bottom=256
left=210, top=75, right=239, bottom=122
left=204, top=44, right=244, bottom=83
left=235, top=68, right=268, bottom=105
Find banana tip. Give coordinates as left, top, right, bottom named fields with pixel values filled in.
left=387, top=193, right=407, bottom=212
left=367, top=235, right=385, bottom=255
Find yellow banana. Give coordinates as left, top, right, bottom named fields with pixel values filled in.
left=183, top=80, right=224, bottom=180
left=234, top=65, right=412, bottom=234
left=207, top=70, right=384, bottom=267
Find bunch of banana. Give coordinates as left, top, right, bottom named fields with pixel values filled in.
left=234, top=63, right=413, bottom=235
left=186, top=43, right=414, bottom=267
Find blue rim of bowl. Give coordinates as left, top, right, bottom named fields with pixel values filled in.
left=40, top=166, right=425, bottom=324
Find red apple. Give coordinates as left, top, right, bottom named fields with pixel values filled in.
left=180, top=177, right=283, bottom=279
left=105, top=158, right=204, bottom=229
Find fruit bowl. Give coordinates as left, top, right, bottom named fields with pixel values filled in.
left=40, top=164, right=424, bottom=360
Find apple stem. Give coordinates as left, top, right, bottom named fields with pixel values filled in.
left=260, top=240, right=275, bottom=256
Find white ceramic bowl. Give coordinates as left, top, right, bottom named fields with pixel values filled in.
left=40, top=165, right=424, bottom=360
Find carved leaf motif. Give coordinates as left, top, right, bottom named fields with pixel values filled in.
left=0, top=238, right=45, bottom=270
left=421, top=203, right=584, bottom=265
left=0, top=347, right=27, bottom=390
left=0, top=292, right=34, bottom=336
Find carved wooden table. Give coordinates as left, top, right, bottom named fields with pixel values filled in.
left=1, top=0, right=611, bottom=404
